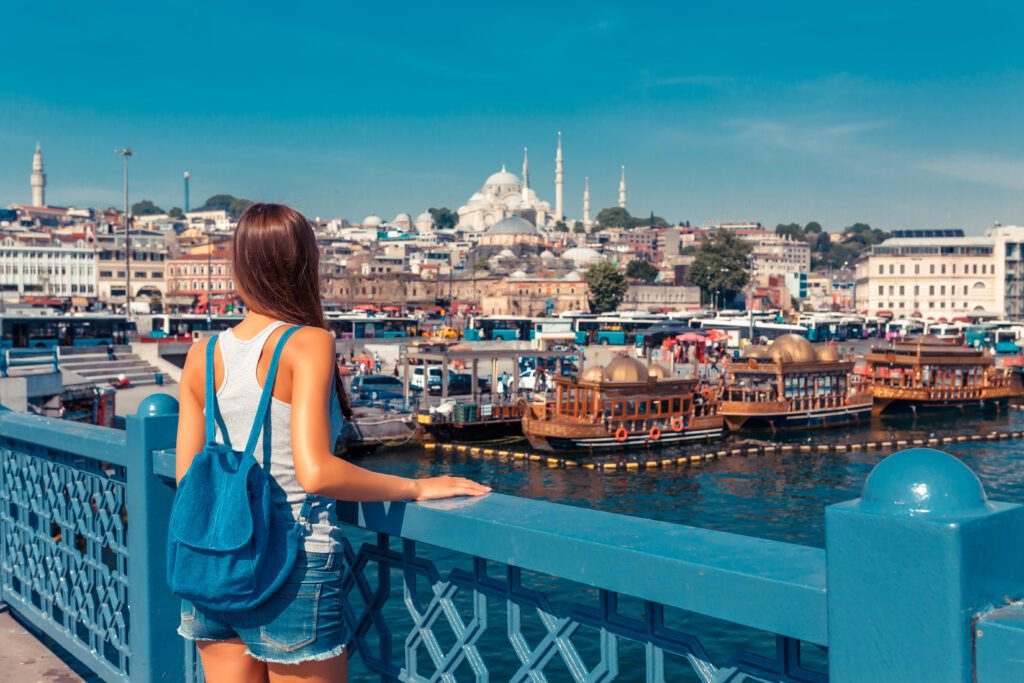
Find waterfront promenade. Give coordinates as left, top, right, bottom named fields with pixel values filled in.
left=2, top=394, right=1024, bottom=681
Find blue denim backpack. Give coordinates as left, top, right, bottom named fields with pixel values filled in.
left=166, top=326, right=316, bottom=612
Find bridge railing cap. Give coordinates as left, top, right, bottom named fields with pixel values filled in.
left=860, top=447, right=989, bottom=517
left=135, top=393, right=180, bottom=417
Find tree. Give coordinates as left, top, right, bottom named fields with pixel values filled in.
left=594, top=207, right=632, bottom=230
left=428, top=207, right=458, bottom=230
left=585, top=261, right=628, bottom=313
left=553, top=220, right=569, bottom=232
left=131, top=199, right=164, bottom=215
left=775, top=223, right=804, bottom=240
left=804, top=221, right=824, bottom=235
left=168, top=207, right=185, bottom=219
left=626, top=259, right=659, bottom=283
left=685, top=229, right=752, bottom=308
left=196, top=194, right=254, bottom=218
left=572, top=223, right=586, bottom=234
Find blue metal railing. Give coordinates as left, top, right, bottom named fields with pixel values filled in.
left=1, top=394, right=1023, bottom=681
left=0, top=348, right=60, bottom=377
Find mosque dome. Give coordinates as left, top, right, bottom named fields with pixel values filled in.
left=393, top=212, right=411, bottom=224
left=363, top=214, right=383, bottom=228
left=767, top=334, right=816, bottom=363
left=605, top=356, right=651, bottom=384
left=561, top=247, right=602, bottom=267
left=416, top=211, right=433, bottom=223
left=498, top=248, right=516, bottom=259
left=486, top=215, right=539, bottom=236
left=580, top=366, right=609, bottom=383
left=540, top=249, right=555, bottom=259
left=511, top=269, right=528, bottom=279
left=483, top=166, right=522, bottom=194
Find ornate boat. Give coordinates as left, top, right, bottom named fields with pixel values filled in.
left=719, top=334, right=872, bottom=431
left=862, top=335, right=1017, bottom=415
left=521, top=356, right=723, bottom=453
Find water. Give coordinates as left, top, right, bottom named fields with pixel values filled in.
left=344, top=410, right=1024, bottom=680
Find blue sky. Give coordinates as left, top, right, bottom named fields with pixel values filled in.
left=2, top=1, right=1023, bottom=232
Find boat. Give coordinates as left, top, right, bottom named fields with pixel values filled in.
left=521, top=356, right=723, bottom=453
left=862, top=335, right=1017, bottom=415
left=719, top=334, right=872, bottom=431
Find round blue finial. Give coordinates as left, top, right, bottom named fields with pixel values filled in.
left=861, top=448, right=988, bottom=517
left=135, top=393, right=179, bottom=417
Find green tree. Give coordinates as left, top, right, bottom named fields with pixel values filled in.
left=196, top=194, right=254, bottom=218
left=131, top=199, right=164, bottom=215
left=594, top=207, right=632, bottom=230
left=685, top=229, right=752, bottom=308
left=428, top=207, right=458, bottom=230
left=625, top=259, right=659, bottom=283
left=167, top=207, right=185, bottom=219
left=804, top=221, right=824, bottom=235
left=775, top=223, right=804, bottom=240
left=585, top=261, right=628, bottom=313
left=572, top=223, right=586, bottom=233
left=553, top=220, right=569, bottom=232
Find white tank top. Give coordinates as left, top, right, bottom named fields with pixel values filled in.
left=211, top=320, right=344, bottom=553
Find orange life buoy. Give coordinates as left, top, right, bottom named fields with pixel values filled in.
left=649, top=426, right=661, bottom=441
left=615, top=427, right=628, bottom=442
left=670, top=417, right=684, bottom=432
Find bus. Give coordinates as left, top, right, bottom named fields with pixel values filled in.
left=326, top=314, right=420, bottom=339
left=0, top=314, right=135, bottom=349
left=463, top=316, right=533, bottom=341
left=799, top=315, right=866, bottom=342
left=692, top=318, right=808, bottom=348
left=571, top=314, right=665, bottom=345
left=138, top=314, right=243, bottom=339
left=883, top=318, right=925, bottom=341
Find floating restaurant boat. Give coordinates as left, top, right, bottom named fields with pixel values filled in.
left=719, top=334, right=872, bottom=431
left=521, top=356, right=723, bottom=452
left=862, top=335, right=1017, bottom=415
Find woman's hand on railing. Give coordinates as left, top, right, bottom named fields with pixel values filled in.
left=412, top=475, right=492, bottom=501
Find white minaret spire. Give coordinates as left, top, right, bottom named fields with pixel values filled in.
left=618, top=165, right=627, bottom=210
left=31, top=142, right=46, bottom=207
left=521, top=147, right=530, bottom=202
left=555, top=131, right=564, bottom=220
left=583, top=176, right=591, bottom=231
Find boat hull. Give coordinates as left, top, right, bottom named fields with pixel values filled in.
left=721, top=401, right=872, bottom=431
left=523, top=414, right=724, bottom=453
left=872, top=395, right=1011, bottom=416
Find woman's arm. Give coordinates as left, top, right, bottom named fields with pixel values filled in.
left=175, top=339, right=209, bottom=482
left=289, top=328, right=490, bottom=501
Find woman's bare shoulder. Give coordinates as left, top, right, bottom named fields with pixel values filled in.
left=286, top=327, right=335, bottom=364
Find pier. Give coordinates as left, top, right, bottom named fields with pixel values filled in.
left=1, top=394, right=1024, bottom=681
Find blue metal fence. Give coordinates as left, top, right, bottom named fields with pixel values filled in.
left=1, top=394, right=1023, bottom=681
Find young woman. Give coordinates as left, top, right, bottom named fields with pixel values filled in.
left=175, top=203, right=490, bottom=682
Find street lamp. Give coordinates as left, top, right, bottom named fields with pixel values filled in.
left=114, top=148, right=133, bottom=317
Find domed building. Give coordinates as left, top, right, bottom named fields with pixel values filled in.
left=392, top=212, right=412, bottom=230
left=414, top=212, right=435, bottom=233
left=362, top=214, right=383, bottom=229
left=561, top=246, right=603, bottom=268
left=477, top=215, right=545, bottom=250
left=456, top=148, right=555, bottom=231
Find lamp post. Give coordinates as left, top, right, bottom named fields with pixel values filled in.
left=114, top=149, right=133, bottom=317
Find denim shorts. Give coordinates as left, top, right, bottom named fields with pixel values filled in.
left=178, top=550, right=349, bottom=664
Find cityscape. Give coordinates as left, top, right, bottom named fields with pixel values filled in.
left=4, top=3, right=1024, bottom=683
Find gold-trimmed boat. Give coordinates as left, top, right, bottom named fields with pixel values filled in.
left=719, top=334, right=872, bottom=431
left=862, top=335, right=1016, bottom=415
left=521, top=356, right=723, bottom=453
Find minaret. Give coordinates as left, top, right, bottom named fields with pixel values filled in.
left=31, top=142, right=46, bottom=207
left=521, top=147, right=530, bottom=202
left=555, top=131, right=564, bottom=220
left=183, top=171, right=191, bottom=212
left=618, top=165, right=627, bottom=210
left=583, top=176, right=591, bottom=231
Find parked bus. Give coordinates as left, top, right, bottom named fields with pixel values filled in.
left=326, top=314, right=420, bottom=339
left=0, top=314, right=135, bottom=349
left=691, top=318, right=808, bottom=348
left=799, top=315, right=866, bottom=342
left=571, top=314, right=664, bottom=345
left=883, top=318, right=925, bottom=341
left=463, top=315, right=533, bottom=341
left=138, top=314, right=243, bottom=339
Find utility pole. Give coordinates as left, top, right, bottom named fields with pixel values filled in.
left=115, top=149, right=133, bottom=317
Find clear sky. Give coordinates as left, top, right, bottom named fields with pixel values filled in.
left=2, top=1, right=1023, bottom=232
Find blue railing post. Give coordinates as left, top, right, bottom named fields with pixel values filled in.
left=126, top=393, right=183, bottom=683
left=826, top=448, right=1024, bottom=682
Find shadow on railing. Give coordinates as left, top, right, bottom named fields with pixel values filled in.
left=2, top=394, right=1024, bottom=682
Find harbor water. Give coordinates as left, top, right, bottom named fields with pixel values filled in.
left=345, top=409, right=1024, bottom=680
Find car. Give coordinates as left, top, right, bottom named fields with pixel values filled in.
left=427, top=372, right=490, bottom=396
left=433, top=326, right=461, bottom=340
left=350, top=374, right=415, bottom=401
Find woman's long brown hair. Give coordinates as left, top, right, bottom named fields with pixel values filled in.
left=232, top=203, right=352, bottom=419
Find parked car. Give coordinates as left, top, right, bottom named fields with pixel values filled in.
left=427, top=372, right=490, bottom=396
left=350, top=374, right=416, bottom=401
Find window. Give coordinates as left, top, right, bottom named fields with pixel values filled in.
left=889, top=264, right=894, bottom=275
left=878, top=265, right=884, bottom=275
left=899, top=285, right=904, bottom=295
left=900, top=264, right=905, bottom=275
left=914, top=264, right=920, bottom=274
left=929, top=285, right=935, bottom=295
left=930, top=264, right=935, bottom=274
left=941, top=264, right=946, bottom=275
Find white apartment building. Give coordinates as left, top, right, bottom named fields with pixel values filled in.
left=94, top=229, right=170, bottom=306
left=0, top=233, right=96, bottom=300
left=855, top=233, right=998, bottom=317
left=743, top=234, right=811, bottom=282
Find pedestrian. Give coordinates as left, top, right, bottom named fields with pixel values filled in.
left=106, top=342, right=117, bottom=361
left=497, top=374, right=506, bottom=402
left=170, top=203, right=489, bottom=682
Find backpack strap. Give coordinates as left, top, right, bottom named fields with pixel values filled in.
left=242, top=325, right=301, bottom=459
left=204, top=336, right=221, bottom=446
